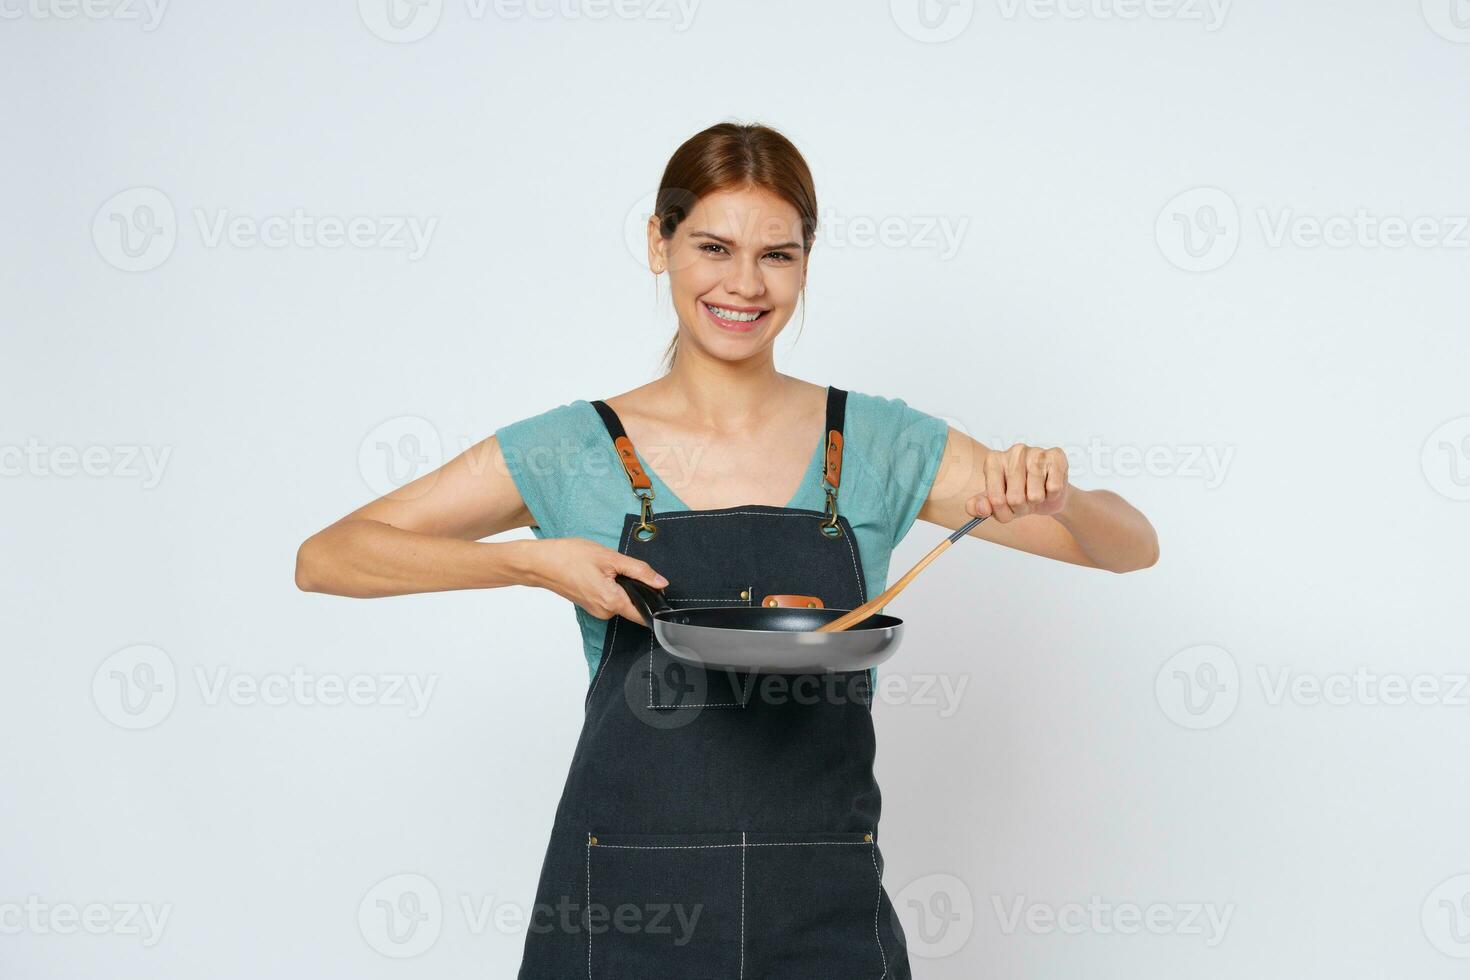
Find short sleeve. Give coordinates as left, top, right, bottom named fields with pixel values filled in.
left=850, top=393, right=951, bottom=548
left=493, top=402, right=585, bottom=539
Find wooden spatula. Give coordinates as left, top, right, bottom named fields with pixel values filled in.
left=816, top=514, right=988, bottom=633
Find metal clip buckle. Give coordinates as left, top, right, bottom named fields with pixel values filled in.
left=635, top=488, right=657, bottom=541
left=819, top=486, right=841, bottom=538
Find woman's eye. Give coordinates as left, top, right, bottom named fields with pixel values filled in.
left=695, top=243, right=794, bottom=263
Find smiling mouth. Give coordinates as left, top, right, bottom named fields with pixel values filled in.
left=702, top=301, right=771, bottom=329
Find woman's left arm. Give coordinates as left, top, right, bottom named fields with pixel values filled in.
left=916, top=427, right=1160, bottom=573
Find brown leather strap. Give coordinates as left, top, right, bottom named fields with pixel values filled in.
left=823, top=387, right=847, bottom=493
left=591, top=400, right=652, bottom=493
left=761, top=594, right=825, bottom=608
left=824, top=430, right=844, bottom=491
left=611, top=436, right=651, bottom=492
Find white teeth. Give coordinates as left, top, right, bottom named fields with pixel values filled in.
left=706, top=303, right=763, bottom=322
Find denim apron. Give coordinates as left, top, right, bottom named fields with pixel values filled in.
left=517, top=386, right=912, bottom=979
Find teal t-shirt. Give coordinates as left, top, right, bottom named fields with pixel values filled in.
left=494, top=389, right=951, bottom=679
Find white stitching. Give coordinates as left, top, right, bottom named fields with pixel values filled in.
left=739, top=831, right=747, bottom=980
left=648, top=509, right=823, bottom=522
left=870, top=833, right=888, bottom=979
left=651, top=704, right=748, bottom=709
left=588, top=840, right=873, bottom=850
left=648, top=632, right=752, bottom=710
left=589, top=831, right=884, bottom=977
left=585, top=833, right=592, bottom=980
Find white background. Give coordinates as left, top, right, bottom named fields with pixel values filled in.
left=4, top=1, right=1469, bottom=977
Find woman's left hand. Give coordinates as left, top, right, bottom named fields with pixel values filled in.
left=964, top=443, right=1070, bottom=523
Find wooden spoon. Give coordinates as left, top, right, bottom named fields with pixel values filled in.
left=816, top=514, right=988, bottom=633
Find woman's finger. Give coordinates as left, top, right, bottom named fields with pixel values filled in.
left=1026, top=448, right=1048, bottom=504
left=985, top=452, right=1014, bottom=522
left=1045, top=448, right=1067, bottom=495
left=613, top=554, right=669, bottom=589
left=1004, top=445, right=1028, bottom=517
left=966, top=466, right=992, bottom=517
left=616, top=593, right=649, bottom=627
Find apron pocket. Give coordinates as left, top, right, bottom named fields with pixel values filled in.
left=648, top=583, right=753, bottom=710
left=742, top=830, right=889, bottom=979
left=663, top=583, right=755, bottom=607
left=585, top=831, right=744, bottom=979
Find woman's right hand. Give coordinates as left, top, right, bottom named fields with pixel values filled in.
left=522, top=537, right=669, bottom=627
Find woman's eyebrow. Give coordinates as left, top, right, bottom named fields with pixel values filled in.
left=688, top=230, right=805, bottom=251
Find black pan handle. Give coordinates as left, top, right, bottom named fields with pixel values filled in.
left=615, top=574, right=671, bottom=625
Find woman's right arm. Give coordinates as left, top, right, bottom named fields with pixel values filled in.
left=293, top=434, right=666, bottom=623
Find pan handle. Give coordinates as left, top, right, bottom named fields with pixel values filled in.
left=614, top=574, right=671, bottom=625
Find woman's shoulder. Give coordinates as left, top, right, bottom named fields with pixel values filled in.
left=492, top=398, right=608, bottom=493
left=841, top=388, right=951, bottom=454
left=493, top=398, right=602, bottom=450
left=491, top=398, right=614, bottom=539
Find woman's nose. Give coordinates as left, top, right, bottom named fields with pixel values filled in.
left=724, top=258, right=765, bottom=297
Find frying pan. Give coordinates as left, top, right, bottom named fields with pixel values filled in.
left=614, top=514, right=987, bottom=674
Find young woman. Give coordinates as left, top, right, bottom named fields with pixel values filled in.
left=296, top=122, right=1158, bottom=978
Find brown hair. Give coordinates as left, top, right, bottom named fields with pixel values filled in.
left=651, top=122, right=818, bottom=373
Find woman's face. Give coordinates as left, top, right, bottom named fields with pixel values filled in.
left=647, top=185, right=808, bottom=362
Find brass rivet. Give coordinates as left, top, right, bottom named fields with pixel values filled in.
left=864, top=833, right=873, bottom=843
left=765, top=597, right=777, bottom=607
left=589, top=836, right=598, bottom=845
left=740, top=589, right=750, bottom=600
left=806, top=601, right=817, bottom=608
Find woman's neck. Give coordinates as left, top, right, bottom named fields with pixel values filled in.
left=653, top=354, right=798, bottom=431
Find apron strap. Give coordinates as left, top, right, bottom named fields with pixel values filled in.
left=823, top=386, right=847, bottom=494
left=590, top=399, right=652, bottom=492
left=589, top=387, right=850, bottom=539
left=820, top=386, right=848, bottom=536
left=590, top=398, right=657, bottom=541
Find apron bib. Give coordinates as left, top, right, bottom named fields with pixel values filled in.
left=517, top=386, right=912, bottom=979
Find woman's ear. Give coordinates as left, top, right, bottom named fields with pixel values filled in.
left=646, top=216, right=666, bottom=274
